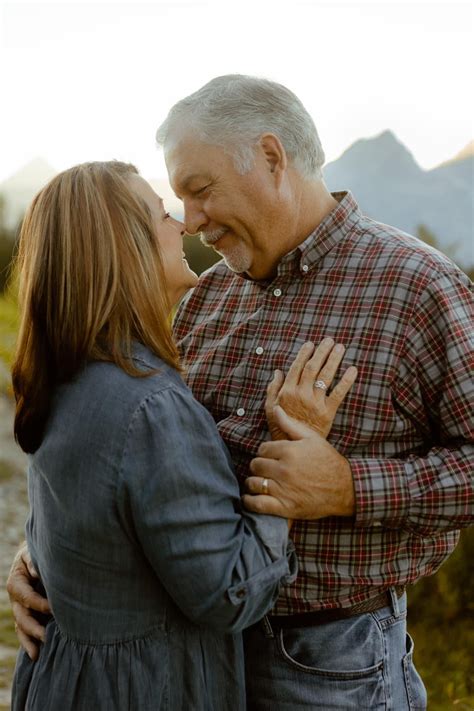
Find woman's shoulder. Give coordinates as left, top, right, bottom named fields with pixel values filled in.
left=84, top=342, right=186, bottom=398
left=51, top=344, right=190, bottom=441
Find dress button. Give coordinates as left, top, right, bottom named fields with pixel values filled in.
left=255, top=346, right=264, bottom=355
left=236, top=408, right=245, bottom=417
left=302, top=264, right=309, bottom=273
left=273, top=288, right=282, bottom=297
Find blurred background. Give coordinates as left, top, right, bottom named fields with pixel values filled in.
left=0, top=0, right=472, bottom=708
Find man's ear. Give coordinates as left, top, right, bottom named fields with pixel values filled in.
left=259, top=133, right=288, bottom=185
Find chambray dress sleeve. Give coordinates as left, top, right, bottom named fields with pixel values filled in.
left=117, top=382, right=296, bottom=633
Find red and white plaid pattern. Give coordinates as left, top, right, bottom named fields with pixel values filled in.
left=174, top=192, right=474, bottom=614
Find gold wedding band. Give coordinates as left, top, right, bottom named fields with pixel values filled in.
left=261, top=478, right=269, bottom=495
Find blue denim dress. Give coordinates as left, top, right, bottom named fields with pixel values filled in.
left=12, top=343, right=296, bottom=710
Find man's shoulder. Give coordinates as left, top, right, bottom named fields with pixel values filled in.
left=349, top=214, right=468, bottom=286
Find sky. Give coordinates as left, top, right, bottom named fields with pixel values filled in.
left=0, top=0, right=473, bottom=183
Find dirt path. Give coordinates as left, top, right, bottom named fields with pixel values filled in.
left=0, top=395, right=28, bottom=605
left=0, top=395, right=28, bottom=708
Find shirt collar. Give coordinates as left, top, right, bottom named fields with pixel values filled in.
left=232, top=191, right=362, bottom=286
left=277, top=191, right=362, bottom=278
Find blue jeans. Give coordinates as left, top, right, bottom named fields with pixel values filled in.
left=243, top=591, right=427, bottom=709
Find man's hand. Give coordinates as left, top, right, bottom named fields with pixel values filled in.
left=6, top=543, right=51, bottom=660
left=243, top=408, right=355, bottom=519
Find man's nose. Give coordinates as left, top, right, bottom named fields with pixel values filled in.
left=183, top=200, right=209, bottom=236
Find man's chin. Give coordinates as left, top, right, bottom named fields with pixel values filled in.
left=219, top=252, right=252, bottom=274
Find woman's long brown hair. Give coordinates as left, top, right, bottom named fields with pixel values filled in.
left=12, top=161, right=180, bottom=453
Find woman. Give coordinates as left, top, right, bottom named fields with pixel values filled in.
left=11, top=161, right=355, bottom=710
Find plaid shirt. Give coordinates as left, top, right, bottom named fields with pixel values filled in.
left=173, top=192, right=474, bottom=614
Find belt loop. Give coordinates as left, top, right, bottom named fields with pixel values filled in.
left=261, top=615, right=275, bottom=639
left=389, top=587, right=400, bottom=617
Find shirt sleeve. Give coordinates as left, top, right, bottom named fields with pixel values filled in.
left=117, top=382, right=297, bottom=632
left=350, top=272, right=474, bottom=536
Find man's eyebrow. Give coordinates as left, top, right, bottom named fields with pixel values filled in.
left=176, top=174, right=208, bottom=194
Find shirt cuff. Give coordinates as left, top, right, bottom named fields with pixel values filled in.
left=227, top=543, right=298, bottom=606
left=349, top=457, right=410, bottom=529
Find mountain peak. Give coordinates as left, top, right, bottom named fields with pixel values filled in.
left=324, top=129, right=421, bottom=182
left=370, top=129, right=399, bottom=145
left=0, top=158, right=58, bottom=229
left=1, top=157, right=57, bottom=189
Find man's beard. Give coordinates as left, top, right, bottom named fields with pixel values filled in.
left=201, top=228, right=252, bottom=274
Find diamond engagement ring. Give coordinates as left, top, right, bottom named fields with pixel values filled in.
left=313, top=380, right=327, bottom=391
left=261, top=478, right=269, bottom=495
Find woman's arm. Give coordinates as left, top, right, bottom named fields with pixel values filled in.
left=117, top=383, right=296, bottom=634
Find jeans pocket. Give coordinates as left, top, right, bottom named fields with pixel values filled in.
left=277, top=627, right=384, bottom=679
left=402, top=633, right=427, bottom=710
left=276, top=627, right=386, bottom=709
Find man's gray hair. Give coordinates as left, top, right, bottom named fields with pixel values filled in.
left=156, top=75, right=325, bottom=179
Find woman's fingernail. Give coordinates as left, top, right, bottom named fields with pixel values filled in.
left=334, top=343, right=344, bottom=353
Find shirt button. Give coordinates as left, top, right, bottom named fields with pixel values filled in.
left=302, top=264, right=309, bottom=273
left=273, top=288, right=282, bottom=297
left=235, top=587, right=247, bottom=599
left=255, top=346, right=264, bottom=355
left=236, top=408, right=245, bottom=417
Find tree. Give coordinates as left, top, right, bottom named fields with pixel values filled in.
left=416, top=224, right=461, bottom=264
left=0, top=194, right=18, bottom=293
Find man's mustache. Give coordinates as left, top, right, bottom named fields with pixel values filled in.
left=200, top=227, right=227, bottom=247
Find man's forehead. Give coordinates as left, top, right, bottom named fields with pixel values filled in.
left=165, top=136, right=225, bottom=189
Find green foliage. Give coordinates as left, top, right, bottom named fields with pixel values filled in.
left=0, top=609, right=17, bottom=710
left=183, top=234, right=221, bottom=275
left=408, top=528, right=474, bottom=709
left=0, top=609, right=17, bottom=651
left=417, top=224, right=440, bottom=249
left=410, top=529, right=474, bottom=617
left=417, top=223, right=473, bottom=283
left=0, top=294, right=18, bottom=365
left=0, top=195, right=17, bottom=293
left=416, top=223, right=462, bottom=265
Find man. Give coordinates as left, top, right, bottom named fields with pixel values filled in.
left=9, top=76, right=473, bottom=709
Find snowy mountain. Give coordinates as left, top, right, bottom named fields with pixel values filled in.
left=0, top=158, right=57, bottom=229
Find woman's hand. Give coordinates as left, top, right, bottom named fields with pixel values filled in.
left=6, top=543, right=51, bottom=660
left=265, top=338, right=357, bottom=441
